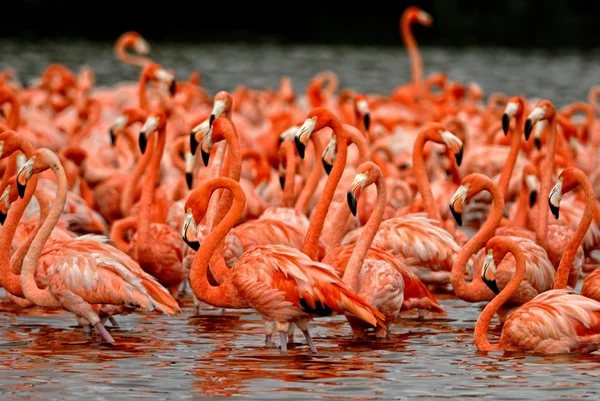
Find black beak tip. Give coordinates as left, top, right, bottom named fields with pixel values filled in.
left=109, top=128, right=116, bottom=146
left=201, top=149, right=211, bottom=167
left=524, top=118, right=533, bottom=141
left=501, top=113, right=510, bottom=135
left=294, top=136, right=306, bottom=159
left=483, top=277, right=500, bottom=295
left=363, top=113, right=371, bottom=132
left=17, top=182, right=26, bottom=199
left=455, top=146, right=464, bottom=167
left=529, top=190, right=538, bottom=208
left=209, top=114, right=215, bottom=126
left=278, top=136, right=284, bottom=145
left=138, top=133, right=147, bottom=154
left=534, top=137, right=542, bottom=150
left=169, top=79, right=176, bottom=96
left=549, top=201, right=560, bottom=220
left=322, top=157, right=333, bottom=175
left=185, top=172, right=193, bottom=190
left=0, top=211, right=6, bottom=225
left=279, top=175, right=285, bottom=189
left=184, top=239, right=200, bottom=252
left=450, top=204, right=462, bottom=226
left=347, top=191, right=358, bottom=217
left=190, top=132, right=199, bottom=156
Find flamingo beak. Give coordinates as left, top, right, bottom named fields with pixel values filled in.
left=185, top=152, right=195, bottom=190
left=548, top=177, right=563, bottom=220
left=482, top=249, right=500, bottom=294
left=210, top=100, right=226, bottom=126
left=347, top=172, right=368, bottom=217
left=16, top=156, right=35, bottom=199
left=449, top=183, right=468, bottom=227
left=139, top=116, right=158, bottom=154
left=440, top=130, right=464, bottom=167
left=525, top=106, right=546, bottom=141
left=182, top=210, right=200, bottom=251
left=321, top=135, right=336, bottom=176
left=189, top=120, right=210, bottom=156
left=356, top=100, right=371, bottom=131
left=0, top=184, right=10, bottom=224
left=169, top=79, right=176, bottom=96
left=109, top=116, right=127, bottom=147
left=0, top=211, right=6, bottom=225
left=0, top=141, right=4, bottom=159
left=502, top=102, right=518, bottom=135
left=295, top=117, right=317, bottom=159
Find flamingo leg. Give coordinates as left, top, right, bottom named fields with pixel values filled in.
left=94, top=322, right=115, bottom=344
left=301, top=329, right=318, bottom=354
left=83, top=324, right=92, bottom=335
left=279, top=332, right=288, bottom=355
left=108, top=316, right=119, bottom=327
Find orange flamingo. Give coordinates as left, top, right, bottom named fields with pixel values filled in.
left=114, top=31, right=151, bottom=68
left=15, top=148, right=180, bottom=343
left=182, top=176, right=385, bottom=355
left=475, top=236, right=600, bottom=354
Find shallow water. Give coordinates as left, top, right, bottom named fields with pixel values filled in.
left=1, top=287, right=599, bottom=400
left=1, top=40, right=600, bottom=399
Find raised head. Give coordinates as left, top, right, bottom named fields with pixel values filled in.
left=524, top=99, right=556, bottom=141
left=141, top=63, right=176, bottom=96
left=16, top=148, right=60, bottom=198
left=354, top=94, right=371, bottom=131
left=449, top=173, right=497, bottom=226
left=294, top=107, right=338, bottom=159
left=420, top=122, right=464, bottom=166
left=502, top=96, right=525, bottom=135
left=347, top=161, right=381, bottom=216
left=549, top=166, right=589, bottom=220
left=138, top=110, right=167, bottom=154
left=0, top=130, right=30, bottom=160
left=209, top=91, right=233, bottom=126
left=109, top=106, right=147, bottom=146
left=402, top=6, right=432, bottom=26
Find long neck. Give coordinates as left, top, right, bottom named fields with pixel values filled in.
left=0, top=154, right=18, bottom=190
left=344, top=173, right=387, bottom=291
left=109, top=216, right=137, bottom=253
left=512, top=176, right=530, bottom=228
left=10, top=188, right=51, bottom=274
left=345, top=126, right=370, bottom=162
left=536, top=118, right=557, bottom=249
left=138, top=127, right=166, bottom=259
left=474, top=243, right=526, bottom=352
left=302, top=120, right=347, bottom=260
left=295, top=135, right=325, bottom=214
left=412, top=133, right=442, bottom=222
left=0, top=177, right=40, bottom=298
left=281, top=141, right=297, bottom=208
left=138, top=74, right=149, bottom=111
left=497, top=113, right=524, bottom=200
left=213, top=129, right=242, bottom=228
left=189, top=183, right=248, bottom=308
left=401, top=16, right=422, bottom=92
left=450, top=182, right=503, bottom=302
left=553, top=174, right=595, bottom=289
left=21, top=164, right=67, bottom=308
left=121, top=134, right=156, bottom=216
left=7, top=96, right=21, bottom=129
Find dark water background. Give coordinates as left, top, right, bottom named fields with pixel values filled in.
left=0, top=39, right=599, bottom=400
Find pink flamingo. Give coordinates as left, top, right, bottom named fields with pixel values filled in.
left=475, top=236, right=600, bottom=354
left=182, top=176, right=385, bottom=355
left=15, top=148, right=180, bottom=343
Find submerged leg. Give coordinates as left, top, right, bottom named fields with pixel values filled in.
left=279, top=332, right=288, bottom=355
left=94, top=322, right=115, bottom=344
left=301, top=330, right=318, bottom=354
left=264, top=319, right=276, bottom=347
left=108, top=317, right=119, bottom=327
left=83, top=324, right=92, bottom=335
left=287, top=324, right=296, bottom=344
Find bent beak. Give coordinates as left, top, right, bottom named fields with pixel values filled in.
left=139, top=116, right=159, bottom=154
left=182, top=210, right=200, bottom=251
left=525, top=106, right=546, bottom=141
left=294, top=117, right=317, bottom=159
left=210, top=100, right=226, bottom=126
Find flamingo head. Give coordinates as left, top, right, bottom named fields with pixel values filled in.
left=209, top=91, right=232, bottom=126
left=481, top=248, right=500, bottom=295
left=347, top=161, right=380, bottom=216
left=16, top=148, right=60, bottom=198
left=422, top=122, right=464, bottom=166
left=502, top=96, right=525, bottom=135
left=404, top=7, right=432, bottom=26
left=138, top=111, right=166, bottom=154
left=185, top=151, right=195, bottom=190
left=189, top=118, right=211, bottom=157
left=0, top=177, right=17, bottom=225
left=449, top=173, right=494, bottom=226
left=524, top=100, right=555, bottom=141
left=144, top=63, right=176, bottom=96
left=524, top=165, right=540, bottom=208
left=321, top=134, right=337, bottom=176
left=354, top=95, right=371, bottom=132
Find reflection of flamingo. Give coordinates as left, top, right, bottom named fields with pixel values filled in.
left=183, top=176, right=385, bottom=355
left=16, top=148, right=180, bottom=344
left=475, top=236, right=600, bottom=354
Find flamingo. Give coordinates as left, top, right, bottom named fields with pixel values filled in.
left=182, top=176, right=385, bottom=355
left=15, top=147, right=180, bottom=343
left=475, top=236, right=600, bottom=354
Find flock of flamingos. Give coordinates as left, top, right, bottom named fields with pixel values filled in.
left=2, top=6, right=600, bottom=357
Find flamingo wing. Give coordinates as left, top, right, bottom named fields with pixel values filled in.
left=501, top=289, right=600, bottom=353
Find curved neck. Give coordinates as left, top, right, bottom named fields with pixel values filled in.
left=474, top=242, right=526, bottom=351
left=189, top=180, right=248, bottom=308
left=303, top=120, right=348, bottom=260
left=10, top=188, right=51, bottom=274
left=536, top=118, right=557, bottom=249
left=169, top=138, right=187, bottom=173
left=294, top=135, right=325, bottom=213
left=344, top=172, right=386, bottom=291
left=344, top=125, right=370, bottom=162
left=213, top=127, right=242, bottom=228
left=138, top=126, right=166, bottom=259
left=121, top=134, right=157, bottom=216
left=553, top=174, right=595, bottom=289
left=412, top=133, right=442, bottom=222
left=450, top=181, right=503, bottom=302
left=138, top=74, right=150, bottom=111
left=401, top=16, right=422, bottom=91
left=109, top=216, right=137, bottom=253
left=21, top=163, right=67, bottom=308
left=280, top=140, right=297, bottom=208
left=1, top=154, right=18, bottom=190
left=497, top=113, right=524, bottom=200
